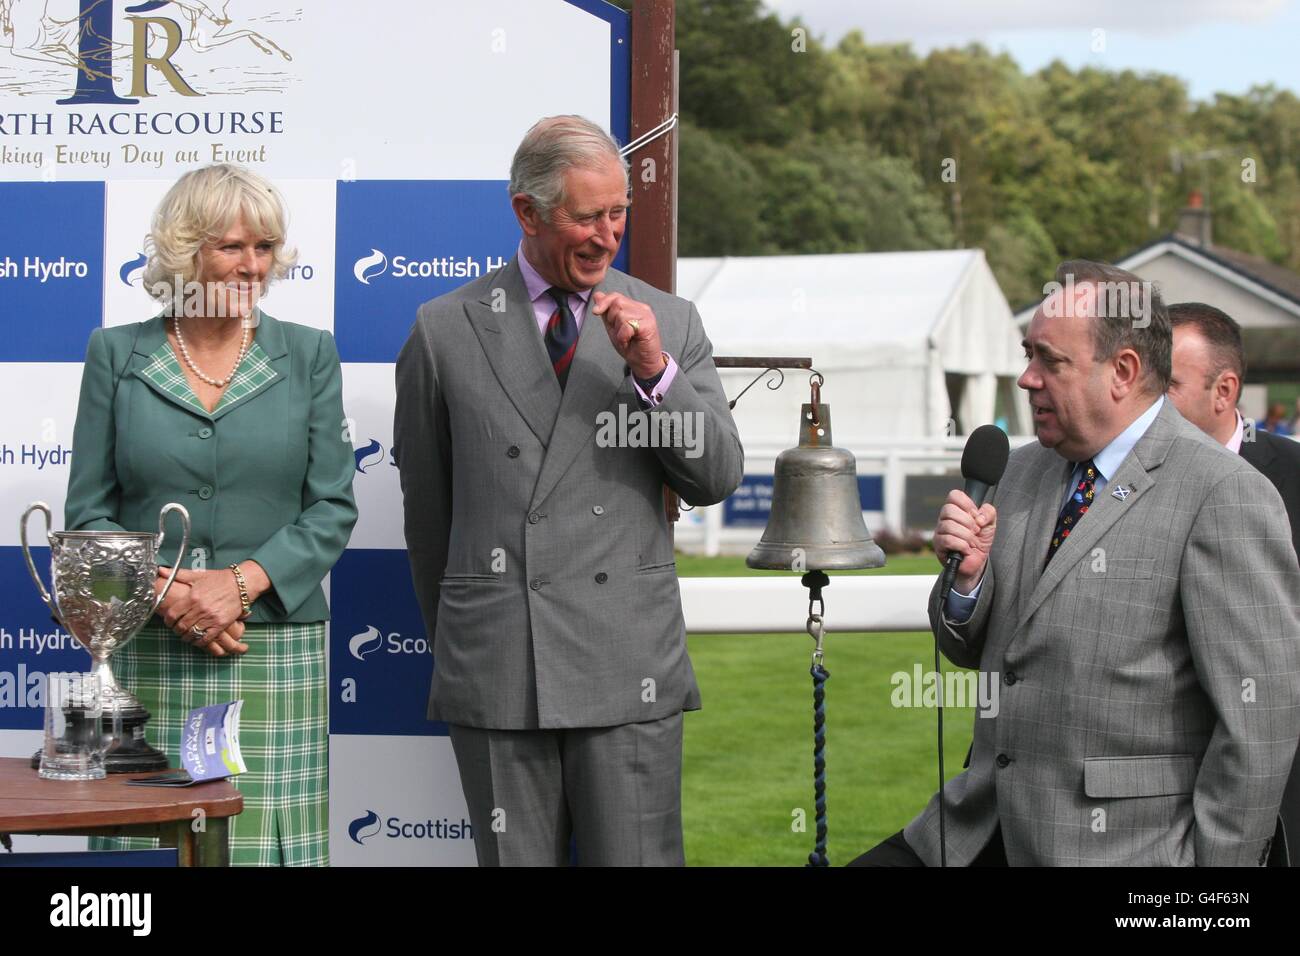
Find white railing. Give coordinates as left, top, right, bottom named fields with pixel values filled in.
left=679, top=575, right=936, bottom=633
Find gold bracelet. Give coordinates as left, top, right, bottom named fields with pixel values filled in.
left=229, top=563, right=253, bottom=618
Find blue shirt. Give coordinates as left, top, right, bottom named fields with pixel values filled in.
left=946, top=396, right=1164, bottom=622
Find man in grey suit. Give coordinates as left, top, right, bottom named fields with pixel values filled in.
left=856, top=260, right=1300, bottom=866
left=1167, top=301, right=1300, bottom=863
left=393, top=115, right=743, bottom=866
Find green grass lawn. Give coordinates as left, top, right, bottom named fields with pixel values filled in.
left=678, top=552, right=975, bottom=866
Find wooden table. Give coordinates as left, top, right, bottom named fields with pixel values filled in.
left=0, top=757, right=242, bottom=866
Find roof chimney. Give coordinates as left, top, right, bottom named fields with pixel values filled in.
left=1176, top=190, right=1212, bottom=247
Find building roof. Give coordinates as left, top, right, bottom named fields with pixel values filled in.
left=1127, top=233, right=1300, bottom=308
left=1014, top=232, right=1300, bottom=325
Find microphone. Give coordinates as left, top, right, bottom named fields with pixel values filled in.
left=938, top=425, right=1010, bottom=598
left=933, top=423, right=1008, bottom=868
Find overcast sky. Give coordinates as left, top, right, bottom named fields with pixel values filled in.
left=765, top=0, right=1299, bottom=100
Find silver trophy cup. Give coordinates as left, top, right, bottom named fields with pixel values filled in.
left=21, top=501, right=190, bottom=773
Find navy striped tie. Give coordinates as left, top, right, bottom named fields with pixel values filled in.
left=544, top=286, right=579, bottom=389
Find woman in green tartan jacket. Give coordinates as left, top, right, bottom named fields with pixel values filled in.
left=66, top=165, right=358, bottom=866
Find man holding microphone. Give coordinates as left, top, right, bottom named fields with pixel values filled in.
left=854, top=260, right=1300, bottom=866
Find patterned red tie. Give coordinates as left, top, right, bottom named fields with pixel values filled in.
left=544, top=286, right=579, bottom=389
left=1045, top=459, right=1097, bottom=567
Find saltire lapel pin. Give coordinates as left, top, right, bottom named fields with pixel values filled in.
left=1111, top=485, right=1132, bottom=501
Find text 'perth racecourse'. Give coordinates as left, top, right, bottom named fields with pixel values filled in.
left=0, top=112, right=285, bottom=136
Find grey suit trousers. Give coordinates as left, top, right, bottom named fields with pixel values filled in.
left=449, top=713, right=685, bottom=866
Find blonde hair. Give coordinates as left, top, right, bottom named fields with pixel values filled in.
left=143, top=164, right=298, bottom=301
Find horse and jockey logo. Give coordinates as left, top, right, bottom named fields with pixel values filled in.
left=0, top=0, right=297, bottom=101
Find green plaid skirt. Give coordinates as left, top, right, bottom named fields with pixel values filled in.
left=89, top=620, right=329, bottom=866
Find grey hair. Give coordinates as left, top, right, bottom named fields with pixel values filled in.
left=1052, top=259, right=1172, bottom=395
left=508, top=115, right=629, bottom=220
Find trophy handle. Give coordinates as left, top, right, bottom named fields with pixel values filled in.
left=19, top=502, right=63, bottom=623
left=151, top=503, right=191, bottom=614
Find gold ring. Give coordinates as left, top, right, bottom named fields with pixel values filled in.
left=191, top=625, right=204, bottom=638
left=627, top=319, right=640, bottom=333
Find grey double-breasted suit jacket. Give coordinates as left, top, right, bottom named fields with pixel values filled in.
left=393, top=257, right=743, bottom=730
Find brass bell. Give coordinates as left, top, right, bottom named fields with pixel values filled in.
left=747, top=379, right=886, bottom=572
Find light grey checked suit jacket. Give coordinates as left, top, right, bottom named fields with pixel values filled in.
left=393, top=257, right=744, bottom=730
left=905, top=399, right=1300, bottom=866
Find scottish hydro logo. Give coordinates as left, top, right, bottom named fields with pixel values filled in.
left=0, top=256, right=90, bottom=282
left=348, top=809, right=472, bottom=844
left=351, top=248, right=496, bottom=283
left=353, top=249, right=387, bottom=285
left=354, top=439, right=386, bottom=473
left=348, top=810, right=381, bottom=845
left=119, top=252, right=314, bottom=288
left=348, top=626, right=429, bottom=660
left=348, top=626, right=383, bottom=661
left=0, top=431, right=73, bottom=470
left=119, top=252, right=148, bottom=287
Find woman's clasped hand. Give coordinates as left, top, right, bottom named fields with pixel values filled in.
left=153, top=567, right=250, bottom=656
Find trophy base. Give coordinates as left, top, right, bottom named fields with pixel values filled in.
left=29, top=702, right=170, bottom=774
left=104, top=738, right=171, bottom=774
left=29, top=745, right=169, bottom=774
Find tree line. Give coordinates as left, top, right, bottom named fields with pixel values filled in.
left=613, top=0, right=1300, bottom=308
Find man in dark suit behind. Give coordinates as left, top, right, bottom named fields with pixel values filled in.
left=1168, top=300, right=1300, bottom=863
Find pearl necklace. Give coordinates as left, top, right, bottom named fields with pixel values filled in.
left=173, top=315, right=249, bottom=388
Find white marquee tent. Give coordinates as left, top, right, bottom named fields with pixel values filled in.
left=677, top=249, right=1031, bottom=446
